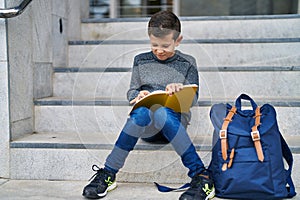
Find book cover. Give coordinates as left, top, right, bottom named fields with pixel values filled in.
left=130, top=84, right=198, bottom=114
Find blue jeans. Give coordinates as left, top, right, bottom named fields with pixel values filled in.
left=104, top=106, right=205, bottom=178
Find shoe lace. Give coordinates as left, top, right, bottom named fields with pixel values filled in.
left=88, top=165, right=107, bottom=185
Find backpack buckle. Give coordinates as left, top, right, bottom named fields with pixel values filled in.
left=219, top=130, right=227, bottom=139
left=251, top=131, right=261, bottom=141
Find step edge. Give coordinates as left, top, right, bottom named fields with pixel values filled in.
left=53, top=66, right=300, bottom=73
left=69, top=38, right=300, bottom=45
left=10, top=140, right=300, bottom=154
left=82, top=14, right=300, bottom=23
left=34, top=98, right=300, bottom=107
left=9, top=142, right=211, bottom=151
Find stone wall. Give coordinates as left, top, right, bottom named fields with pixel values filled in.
left=0, top=0, right=10, bottom=178
left=0, top=0, right=89, bottom=179
left=5, top=0, right=89, bottom=140
left=7, top=0, right=35, bottom=140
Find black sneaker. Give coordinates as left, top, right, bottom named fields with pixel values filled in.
left=179, top=172, right=215, bottom=200
left=82, top=165, right=117, bottom=199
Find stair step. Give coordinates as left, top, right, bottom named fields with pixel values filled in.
left=13, top=15, right=300, bottom=185
left=0, top=180, right=181, bottom=200
left=9, top=131, right=300, bottom=183
left=68, top=40, right=300, bottom=68
left=10, top=132, right=213, bottom=151
left=33, top=98, right=300, bottom=137
left=10, top=132, right=211, bottom=182
left=52, top=69, right=300, bottom=99
left=1, top=180, right=300, bottom=200
left=81, top=15, right=300, bottom=40
left=10, top=131, right=300, bottom=154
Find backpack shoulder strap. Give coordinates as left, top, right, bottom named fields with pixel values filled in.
left=251, top=106, right=264, bottom=162
left=279, top=133, right=297, bottom=198
left=220, top=106, right=237, bottom=161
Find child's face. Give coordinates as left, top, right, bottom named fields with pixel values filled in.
left=149, top=33, right=182, bottom=61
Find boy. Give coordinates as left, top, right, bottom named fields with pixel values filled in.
left=82, top=10, right=215, bottom=200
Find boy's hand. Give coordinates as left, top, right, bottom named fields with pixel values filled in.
left=165, top=83, right=183, bottom=96
left=129, top=90, right=150, bottom=104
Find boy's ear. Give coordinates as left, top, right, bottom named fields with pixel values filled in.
left=175, top=35, right=183, bottom=46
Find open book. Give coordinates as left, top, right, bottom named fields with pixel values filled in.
left=130, top=84, right=198, bottom=114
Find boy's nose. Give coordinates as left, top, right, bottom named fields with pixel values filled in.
left=156, top=48, right=164, bottom=53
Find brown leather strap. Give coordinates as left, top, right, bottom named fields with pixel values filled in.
left=220, top=106, right=237, bottom=161
left=251, top=106, right=264, bottom=162
left=227, top=148, right=235, bottom=168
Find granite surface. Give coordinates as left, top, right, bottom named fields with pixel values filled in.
left=0, top=0, right=10, bottom=178
left=52, top=71, right=300, bottom=99
left=0, top=180, right=299, bottom=200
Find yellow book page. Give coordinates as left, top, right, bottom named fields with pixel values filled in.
left=164, top=84, right=198, bottom=113
left=130, top=91, right=168, bottom=113
left=130, top=84, right=198, bottom=114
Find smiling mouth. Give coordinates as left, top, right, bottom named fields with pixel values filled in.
left=157, top=55, right=166, bottom=60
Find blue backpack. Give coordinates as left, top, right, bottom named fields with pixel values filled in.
left=209, top=94, right=296, bottom=199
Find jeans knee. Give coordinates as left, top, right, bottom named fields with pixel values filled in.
left=130, top=107, right=152, bottom=126
left=153, top=107, right=169, bottom=129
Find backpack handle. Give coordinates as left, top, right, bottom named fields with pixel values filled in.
left=235, top=94, right=257, bottom=110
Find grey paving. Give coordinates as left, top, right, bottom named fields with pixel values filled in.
left=0, top=180, right=182, bottom=200
left=0, top=180, right=299, bottom=200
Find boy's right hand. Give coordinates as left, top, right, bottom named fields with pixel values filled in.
left=165, top=83, right=183, bottom=96
left=129, top=90, right=150, bottom=104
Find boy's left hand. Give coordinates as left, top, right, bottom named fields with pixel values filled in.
left=129, top=90, right=150, bottom=104
left=165, top=83, right=183, bottom=96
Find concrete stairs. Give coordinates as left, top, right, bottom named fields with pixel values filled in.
left=10, top=15, right=300, bottom=191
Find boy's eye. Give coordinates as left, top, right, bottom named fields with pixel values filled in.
left=162, top=45, right=170, bottom=48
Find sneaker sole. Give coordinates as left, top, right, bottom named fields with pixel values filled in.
left=205, top=187, right=215, bottom=200
left=97, top=182, right=117, bottom=198
left=83, top=182, right=117, bottom=199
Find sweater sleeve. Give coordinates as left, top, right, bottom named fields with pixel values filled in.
left=127, top=56, right=141, bottom=102
left=184, top=57, right=199, bottom=106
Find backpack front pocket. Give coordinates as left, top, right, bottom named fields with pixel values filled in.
left=214, top=146, right=275, bottom=199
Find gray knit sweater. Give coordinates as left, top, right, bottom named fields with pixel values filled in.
left=127, top=50, right=199, bottom=121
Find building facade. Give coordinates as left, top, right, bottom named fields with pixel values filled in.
left=89, top=0, right=300, bottom=18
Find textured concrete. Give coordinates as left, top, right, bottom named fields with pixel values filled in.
left=7, top=0, right=34, bottom=140
left=53, top=72, right=131, bottom=98
left=31, top=0, right=52, bottom=63
left=33, top=63, right=53, bottom=99
left=4, top=7, right=300, bottom=198
left=9, top=147, right=300, bottom=186
left=81, top=17, right=300, bottom=40
left=67, top=0, right=89, bottom=41
left=9, top=139, right=209, bottom=183
left=0, top=65, right=9, bottom=176
left=34, top=105, right=300, bottom=136
left=0, top=3, right=10, bottom=178
left=31, top=1, right=53, bottom=99
left=68, top=42, right=300, bottom=68
left=0, top=180, right=299, bottom=200
left=0, top=15, right=6, bottom=61
left=5, top=0, right=87, bottom=140
left=52, top=13, right=68, bottom=67
left=10, top=131, right=300, bottom=184
left=9, top=147, right=201, bottom=183
left=0, top=180, right=197, bottom=200
left=53, top=71, right=300, bottom=99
